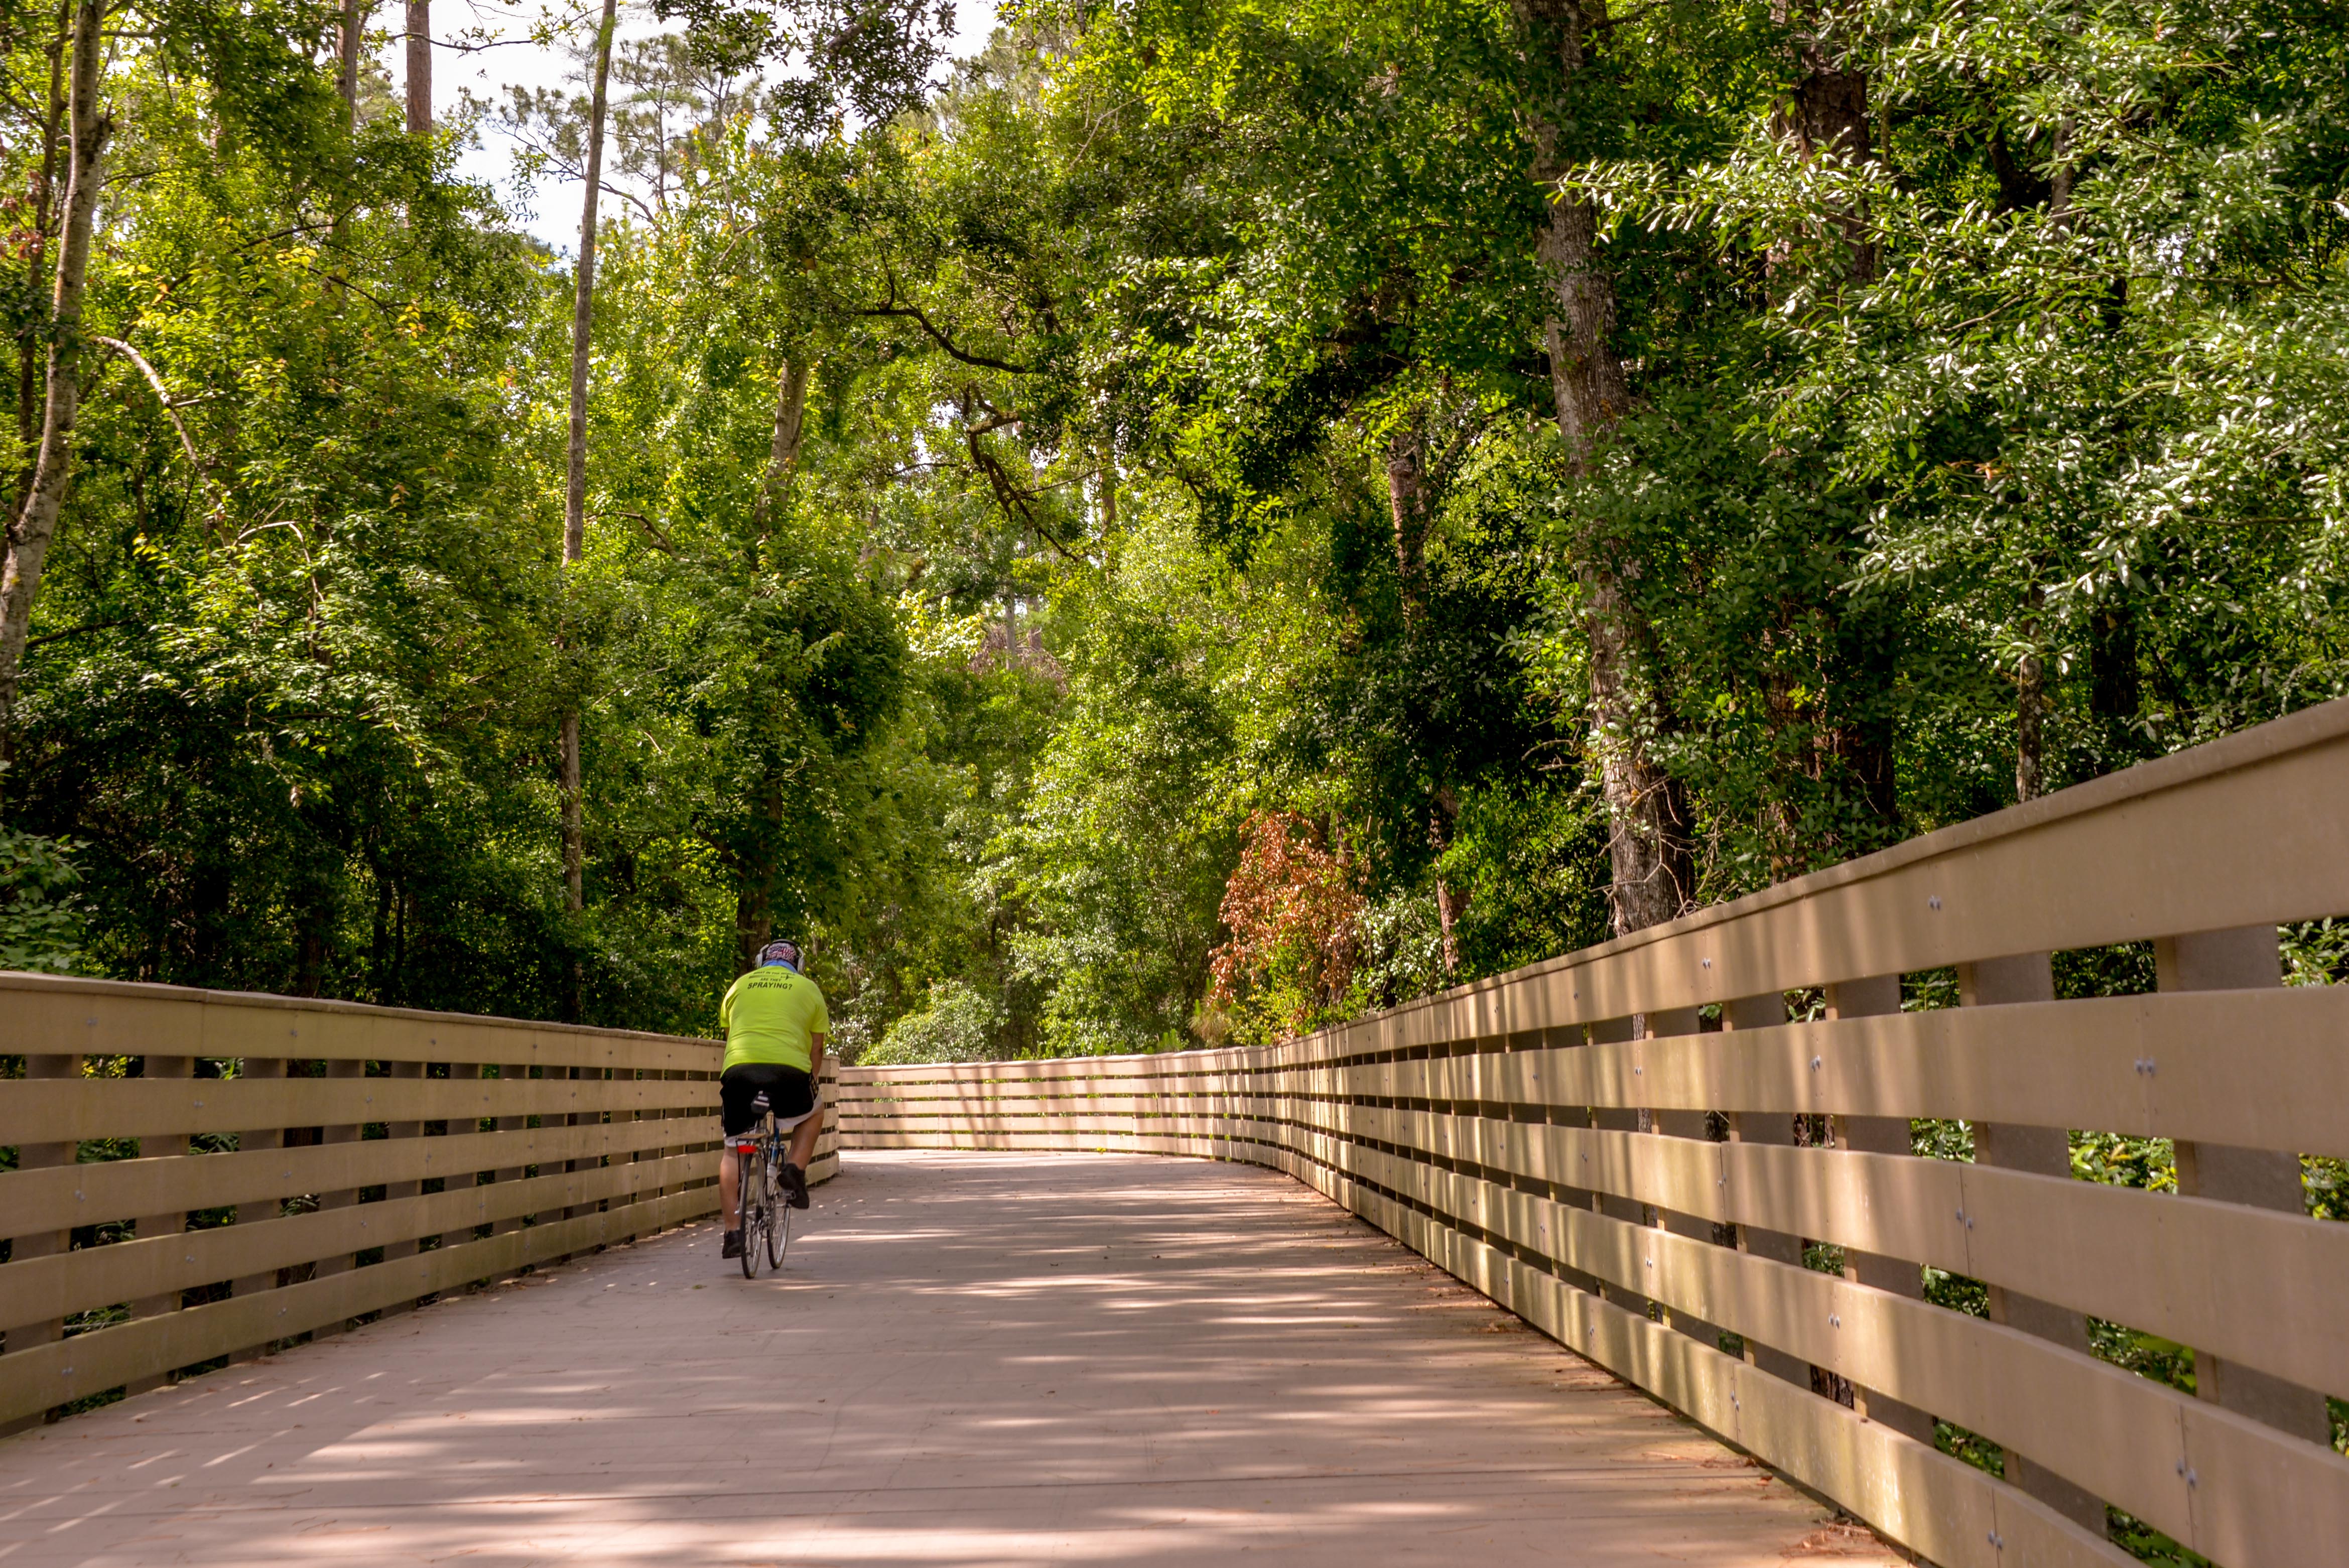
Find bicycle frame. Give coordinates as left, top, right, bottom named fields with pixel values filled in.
left=732, top=1095, right=819, bottom=1277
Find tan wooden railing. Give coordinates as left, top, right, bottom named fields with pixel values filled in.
left=0, top=980, right=836, bottom=1429
left=836, top=697, right=2349, bottom=1568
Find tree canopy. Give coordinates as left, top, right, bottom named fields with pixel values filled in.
left=1, top=0, right=2344, bottom=1072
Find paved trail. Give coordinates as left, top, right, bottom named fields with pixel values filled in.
left=0, top=1150, right=1896, bottom=1565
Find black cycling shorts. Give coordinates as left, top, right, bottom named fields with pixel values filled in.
left=721, top=1063, right=816, bottom=1136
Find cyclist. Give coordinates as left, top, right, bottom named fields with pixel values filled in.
left=718, top=938, right=828, bottom=1261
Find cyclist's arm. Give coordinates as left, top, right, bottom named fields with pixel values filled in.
left=808, top=1031, right=827, bottom=1080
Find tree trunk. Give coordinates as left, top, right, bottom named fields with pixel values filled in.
left=1773, top=2, right=1871, bottom=158
left=1826, top=670, right=1898, bottom=833
left=369, top=855, right=394, bottom=997
left=732, top=781, right=784, bottom=974
left=2014, top=578, right=2049, bottom=803
left=1385, top=412, right=1431, bottom=626
left=735, top=882, right=773, bottom=977
left=2047, top=122, right=2074, bottom=222
left=1098, top=430, right=1117, bottom=533
left=1772, top=2, right=1877, bottom=280
left=1393, top=408, right=1468, bottom=952
left=1584, top=560, right=1694, bottom=929
left=560, top=707, right=583, bottom=907
left=1760, top=630, right=1810, bottom=880
left=564, top=0, right=617, bottom=566
left=1428, top=788, right=1468, bottom=974
left=405, top=0, right=431, bottom=135
left=2014, top=644, right=2047, bottom=804
left=1534, top=193, right=1631, bottom=458
left=752, top=354, right=811, bottom=539
left=0, top=0, right=107, bottom=784
left=557, top=0, right=618, bottom=958
left=2088, top=599, right=2140, bottom=765
left=15, top=9, right=66, bottom=508
left=1514, top=4, right=1630, bottom=457
left=338, top=0, right=362, bottom=125
left=1514, top=0, right=1694, bottom=936
left=1775, top=2, right=1898, bottom=859
left=296, top=923, right=327, bottom=997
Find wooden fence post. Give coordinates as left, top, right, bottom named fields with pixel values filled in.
left=449, top=1059, right=505, bottom=1280
left=1720, top=994, right=1809, bottom=1387
left=230, top=1057, right=286, bottom=1362
left=307, top=1057, right=367, bottom=1338
left=1957, top=953, right=2105, bottom=1529
left=1583, top=1015, right=1654, bottom=1319
left=615, top=1066, right=640, bottom=1224
left=562, top=1065, right=604, bottom=1257
left=2155, top=925, right=2331, bottom=1444
left=124, top=1052, right=194, bottom=1395
left=378, top=1058, right=425, bottom=1313
left=1644, top=1006, right=1726, bottom=1349
left=661, top=1065, right=686, bottom=1210
left=1821, top=977, right=1934, bottom=1445
left=1, top=1051, right=82, bottom=1433
left=484, top=1061, right=528, bottom=1281
left=1541, top=1024, right=1600, bottom=1227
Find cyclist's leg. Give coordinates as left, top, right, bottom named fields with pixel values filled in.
left=761, top=1067, right=817, bottom=1207
left=787, top=1102, right=822, bottom=1174
left=770, top=1117, right=811, bottom=1209
left=716, top=1068, right=763, bottom=1253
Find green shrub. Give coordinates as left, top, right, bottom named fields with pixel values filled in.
left=0, top=827, right=84, bottom=974
left=861, top=980, right=1006, bottom=1066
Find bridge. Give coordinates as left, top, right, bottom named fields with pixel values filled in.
left=4, top=700, right=2346, bottom=1566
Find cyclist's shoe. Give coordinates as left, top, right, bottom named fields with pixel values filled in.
left=721, top=1229, right=744, bottom=1259
left=781, top=1162, right=811, bottom=1210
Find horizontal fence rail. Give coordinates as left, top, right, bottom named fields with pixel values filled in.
left=836, top=697, right=2349, bottom=1568
left=0, top=978, right=837, bottom=1429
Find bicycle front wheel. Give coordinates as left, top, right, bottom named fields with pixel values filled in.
left=739, top=1147, right=767, bottom=1280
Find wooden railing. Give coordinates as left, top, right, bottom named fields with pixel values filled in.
left=836, top=697, right=2349, bottom=1568
left=0, top=979, right=836, bottom=1429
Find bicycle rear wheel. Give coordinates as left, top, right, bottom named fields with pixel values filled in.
left=739, top=1145, right=767, bottom=1279
left=765, top=1153, right=790, bottom=1268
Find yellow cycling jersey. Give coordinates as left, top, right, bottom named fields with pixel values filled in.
left=719, top=964, right=829, bottom=1074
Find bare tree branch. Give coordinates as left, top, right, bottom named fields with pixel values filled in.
left=94, top=336, right=222, bottom=505
left=26, top=616, right=129, bottom=648
left=858, top=281, right=1031, bottom=373
left=594, top=507, right=677, bottom=553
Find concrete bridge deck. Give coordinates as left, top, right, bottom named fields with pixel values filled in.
left=0, top=1151, right=1895, bottom=1566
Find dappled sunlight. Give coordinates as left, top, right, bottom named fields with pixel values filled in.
left=0, top=1152, right=1890, bottom=1566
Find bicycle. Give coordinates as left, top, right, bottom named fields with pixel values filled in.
left=733, top=1091, right=818, bottom=1279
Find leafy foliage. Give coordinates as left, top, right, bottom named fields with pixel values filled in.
left=863, top=978, right=1003, bottom=1064
left=1208, top=811, right=1363, bottom=1040
left=0, top=826, right=84, bottom=974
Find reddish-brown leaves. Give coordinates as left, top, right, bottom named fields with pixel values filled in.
left=1208, top=811, right=1364, bottom=1033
